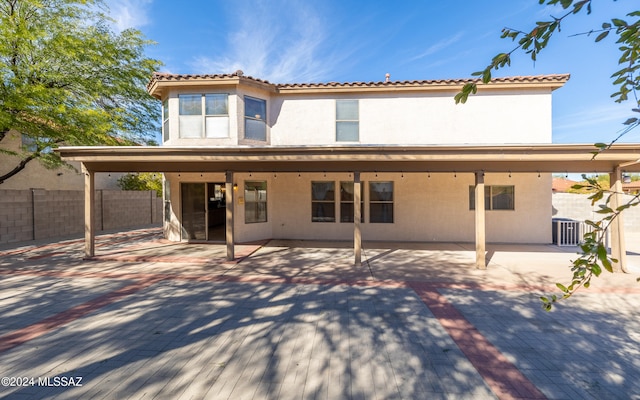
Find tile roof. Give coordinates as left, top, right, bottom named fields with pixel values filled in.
left=148, top=70, right=570, bottom=92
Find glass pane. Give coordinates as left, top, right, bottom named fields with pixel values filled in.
left=162, top=99, right=169, bottom=120
left=245, top=202, right=267, bottom=223
left=205, top=116, right=229, bottom=138
left=336, top=121, right=359, bottom=141
left=492, top=186, right=515, bottom=210
left=179, top=115, right=203, bottom=138
left=469, top=186, right=491, bottom=210
left=340, top=182, right=354, bottom=201
left=205, top=94, right=228, bottom=115
left=245, top=97, right=266, bottom=120
left=370, top=203, right=393, bottom=223
left=179, top=95, right=201, bottom=115
left=312, top=182, right=335, bottom=201
left=340, top=203, right=354, bottom=222
left=312, top=203, right=335, bottom=222
left=370, top=182, right=393, bottom=201
left=163, top=120, right=169, bottom=142
left=245, top=119, right=266, bottom=140
left=336, top=100, right=358, bottom=120
left=181, top=183, right=206, bottom=240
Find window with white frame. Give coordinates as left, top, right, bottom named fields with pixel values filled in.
left=369, top=182, right=393, bottom=223
left=162, top=99, right=169, bottom=142
left=244, top=96, right=266, bottom=141
left=469, top=185, right=515, bottom=210
left=245, top=181, right=267, bottom=223
left=179, top=94, right=229, bottom=138
left=336, top=99, right=359, bottom=141
left=340, top=181, right=364, bottom=223
left=311, top=181, right=336, bottom=222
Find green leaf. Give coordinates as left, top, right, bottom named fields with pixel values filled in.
left=612, top=18, right=627, bottom=27
left=595, top=31, right=610, bottom=42
left=556, top=283, right=569, bottom=293
left=623, top=117, right=638, bottom=125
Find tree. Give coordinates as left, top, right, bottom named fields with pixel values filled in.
left=455, top=0, right=640, bottom=309
left=0, top=0, right=161, bottom=184
left=117, top=172, right=162, bottom=197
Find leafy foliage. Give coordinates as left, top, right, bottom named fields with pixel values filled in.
left=455, top=0, right=640, bottom=310
left=117, top=173, right=162, bottom=197
left=0, top=0, right=162, bottom=184
left=542, top=174, right=640, bottom=311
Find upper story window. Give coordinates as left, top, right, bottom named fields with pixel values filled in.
left=469, top=185, right=515, bottom=210
left=244, top=96, right=266, bottom=141
left=336, top=99, right=359, bottom=142
left=162, top=99, right=169, bottom=142
left=179, top=94, right=229, bottom=138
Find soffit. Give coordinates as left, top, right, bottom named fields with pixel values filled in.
left=56, top=144, right=640, bottom=173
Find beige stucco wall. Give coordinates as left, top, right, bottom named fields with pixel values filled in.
left=0, top=131, right=123, bottom=190
left=162, top=87, right=553, bottom=147
left=271, top=90, right=552, bottom=145
left=164, top=172, right=552, bottom=244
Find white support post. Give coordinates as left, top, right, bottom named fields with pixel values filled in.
left=475, top=171, right=486, bottom=269
left=82, top=163, right=95, bottom=259
left=609, top=167, right=628, bottom=272
left=354, top=172, right=362, bottom=266
left=225, top=171, right=235, bottom=261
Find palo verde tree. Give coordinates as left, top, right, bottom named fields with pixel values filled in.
left=0, top=0, right=161, bottom=184
left=456, top=0, right=640, bottom=310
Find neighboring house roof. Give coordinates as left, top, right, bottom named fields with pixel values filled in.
left=147, top=71, right=570, bottom=98
left=552, top=177, right=578, bottom=192
left=623, top=180, right=640, bottom=193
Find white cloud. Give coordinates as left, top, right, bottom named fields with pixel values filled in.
left=104, top=0, right=153, bottom=32
left=405, top=32, right=465, bottom=63
left=190, top=1, right=342, bottom=83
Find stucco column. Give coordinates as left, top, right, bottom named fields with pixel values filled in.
left=475, top=172, right=486, bottom=269
left=353, top=172, right=362, bottom=266
left=609, top=167, right=627, bottom=272
left=82, top=163, right=95, bottom=259
left=225, top=171, right=235, bottom=261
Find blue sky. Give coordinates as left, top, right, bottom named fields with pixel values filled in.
left=105, top=0, right=640, bottom=146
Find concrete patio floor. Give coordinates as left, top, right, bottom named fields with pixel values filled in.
left=1, top=227, right=640, bottom=399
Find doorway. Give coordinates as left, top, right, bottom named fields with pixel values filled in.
left=181, top=182, right=227, bottom=242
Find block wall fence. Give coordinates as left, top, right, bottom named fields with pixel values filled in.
left=0, top=189, right=162, bottom=244
left=552, top=192, right=640, bottom=232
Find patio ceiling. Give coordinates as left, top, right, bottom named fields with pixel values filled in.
left=57, top=143, right=640, bottom=174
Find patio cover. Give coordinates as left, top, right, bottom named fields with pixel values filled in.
left=58, top=143, right=640, bottom=270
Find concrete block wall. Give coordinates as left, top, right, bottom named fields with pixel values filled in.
left=0, top=190, right=33, bottom=243
left=552, top=192, right=640, bottom=232
left=0, top=189, right=162, bottom=244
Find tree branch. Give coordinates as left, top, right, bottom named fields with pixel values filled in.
left=0, top=153, right=38, bottom=185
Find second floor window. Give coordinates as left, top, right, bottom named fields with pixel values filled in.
left=244, top=96, right=266, bottom=141
left=336, top=99, right=359, bottom=142
left=179, top=94, right=229, bottom=138
left=162, top=99, right=169, bottom=142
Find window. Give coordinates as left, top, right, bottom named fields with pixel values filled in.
left=369, top=182, right=393, bottom=223
left=469, top=185, right=515, bottom=210
left=244, top=96, right=266, bottom=141
left=179, top=94, right=229, bottom=138
left=340, top=181, right=364, bottom=223
left=245, top=181, right=267, bottom=223
left=336, top=99, right=359, bottom=141
left=311, top=181, right=335, bottom=222
left=162, top=99, right=169, bottom=142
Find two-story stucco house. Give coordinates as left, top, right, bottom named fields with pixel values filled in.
left=58, top=71, right=640, bottom=269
